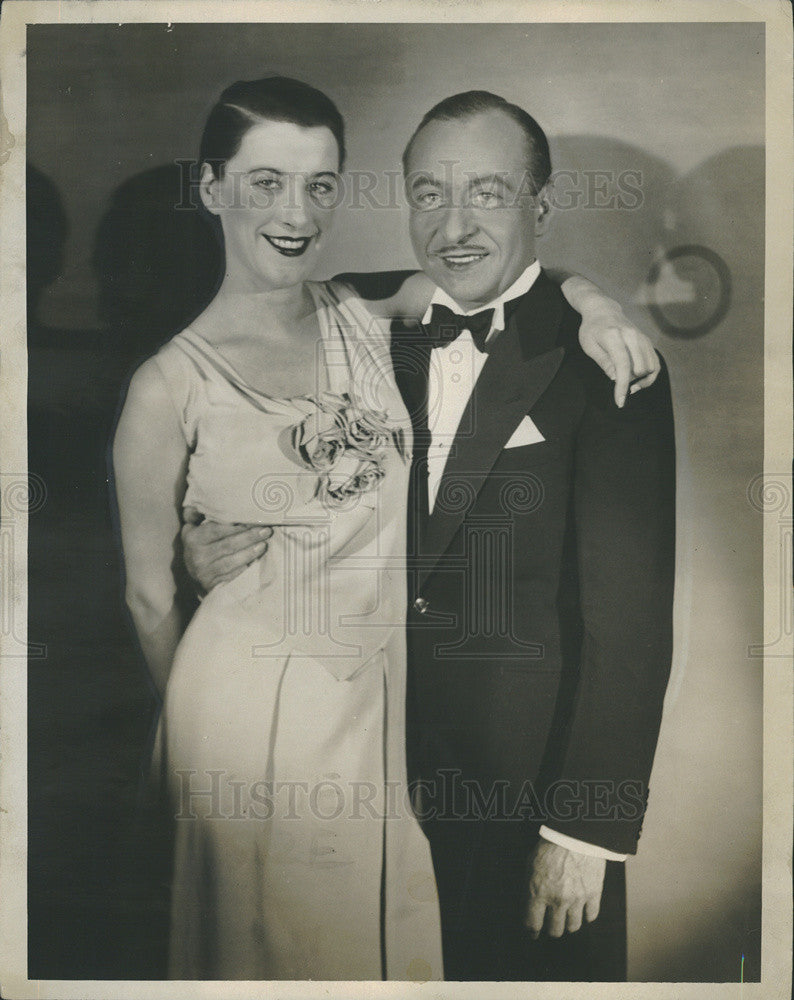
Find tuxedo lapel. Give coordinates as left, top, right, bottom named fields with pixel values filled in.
left=390, top=318, right=433, bottom=440
left=390, top=319, right=434, bottom=583
left=419, top=273, right=566, bottom=586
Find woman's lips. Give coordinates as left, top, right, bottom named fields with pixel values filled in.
left=262, top=234, right=315, bottom=257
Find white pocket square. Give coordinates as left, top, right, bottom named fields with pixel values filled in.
left=504, top=416, right=546, bottom=449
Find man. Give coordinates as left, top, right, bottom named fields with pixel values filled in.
left=384, top=91, right=675, bottom=981
left=182, top=92, right=675, bottom=981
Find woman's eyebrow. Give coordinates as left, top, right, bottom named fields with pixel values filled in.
left=244, top=166, right=284, bottom=177
left=244, top=167, right=339, bottom=179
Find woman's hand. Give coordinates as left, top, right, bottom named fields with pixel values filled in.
left=559, top=275, right=661, bottom=408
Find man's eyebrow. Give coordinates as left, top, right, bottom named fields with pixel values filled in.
left=467, top=172, right=514, bottom=191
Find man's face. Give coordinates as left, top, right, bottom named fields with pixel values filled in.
left=405, top=110, right=546, bottom=310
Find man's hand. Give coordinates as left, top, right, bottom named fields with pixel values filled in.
left=181, top=506, right=272, bottom=594
left=578, top=304, right=660, bottom=409
left=524, top=840, right=606, bottom=939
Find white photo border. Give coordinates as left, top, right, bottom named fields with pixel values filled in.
left=1, top=2, right=791, bottom=998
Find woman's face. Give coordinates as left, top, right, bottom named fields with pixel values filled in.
left=201, top=119, right=340, bottom=292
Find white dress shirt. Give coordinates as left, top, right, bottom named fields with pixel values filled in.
left=423, top=261, right=541, bottom=514
left=422, top=261, right=628, bottom=864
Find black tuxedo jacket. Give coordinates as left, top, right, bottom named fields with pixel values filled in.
left=340, top=270, right=676, bottom=856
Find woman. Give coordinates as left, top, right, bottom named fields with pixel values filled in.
left=113, top=76, right=657, bottom=981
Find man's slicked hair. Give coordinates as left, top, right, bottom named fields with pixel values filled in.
left=402, top=90, right=551, bottom=194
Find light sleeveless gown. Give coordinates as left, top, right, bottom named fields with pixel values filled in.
left=151, top=280, right=442, bottom=981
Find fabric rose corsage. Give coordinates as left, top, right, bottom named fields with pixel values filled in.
left=292, top=392, right=405, bottom=506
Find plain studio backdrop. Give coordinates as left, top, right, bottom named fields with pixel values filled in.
left=25, top=21, right=763, bottom=982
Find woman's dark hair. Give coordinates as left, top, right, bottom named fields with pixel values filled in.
left=199, top=76, right=346, bottom=176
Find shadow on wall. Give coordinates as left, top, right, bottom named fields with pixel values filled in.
left=543, top=137, right=763, bottom=350
left=640, top=144, right=764, bottom=986
left=27, top=163, right=69, bottom=330
left=669, top=145, right=764, bottom=360
left=26, top=162, right=224, bottom=507
left=544, top=138, right=764, bottom=983
left=542, top=136, right=678, bottom=296
left=27, top=165, right=180, bottom=979
left=27, top=160, right=224, bottom=415
left=27, top=164, right=111, bottom=511
left=92, top=163, right=223, bottom=382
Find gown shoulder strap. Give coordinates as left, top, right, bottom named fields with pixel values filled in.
left=317, top=279, right=390, bottom=349
left=149, top=331, right=218, bottom=447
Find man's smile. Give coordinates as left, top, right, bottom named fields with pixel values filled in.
left=433, top=246, right=490, bottom=270
left=262, top=233, right=315, bottom=257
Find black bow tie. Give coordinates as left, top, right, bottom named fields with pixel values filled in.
left=426, top=303, right=495, bottom=353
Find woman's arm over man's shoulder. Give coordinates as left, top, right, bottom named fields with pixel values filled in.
left=333, top=270, right=434, bottom=319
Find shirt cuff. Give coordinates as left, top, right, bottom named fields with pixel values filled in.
left=539, top=825, right=629, bottom=862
